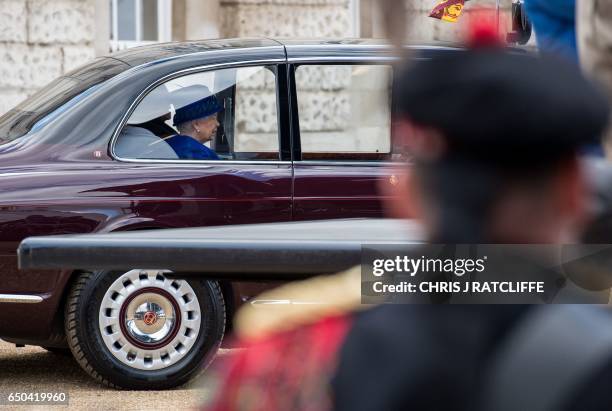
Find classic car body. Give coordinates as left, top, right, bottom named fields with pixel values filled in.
left=0, top=38, right=460, bottom=388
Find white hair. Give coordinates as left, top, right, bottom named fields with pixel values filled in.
left=177, top=120, right=196, bottom=135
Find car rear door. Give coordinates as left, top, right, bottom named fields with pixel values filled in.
left=109, top=60, right=293, bottom=228
left=287, top=46, right=401, bottom=221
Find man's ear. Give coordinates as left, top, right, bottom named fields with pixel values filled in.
left=378, top=166, right=422, bottom=220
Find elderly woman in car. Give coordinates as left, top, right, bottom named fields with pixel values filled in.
left=165, top=85, right=222, bottom=160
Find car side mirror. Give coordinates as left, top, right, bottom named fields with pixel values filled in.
left=506, top=1, right=532, bottom=45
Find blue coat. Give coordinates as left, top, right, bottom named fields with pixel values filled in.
left=165, top=135, right=219, bottom=160
left=524, top=0, right=577, bottom=61
left=525, top=0, right=604, bottom=157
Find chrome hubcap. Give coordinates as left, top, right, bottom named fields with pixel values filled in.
left=125, top=293, right=176, bottom=345
left=99, top=270, right=201, bottom=370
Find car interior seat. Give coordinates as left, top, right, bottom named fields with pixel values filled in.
left=115, top=125, right=179, bottom=159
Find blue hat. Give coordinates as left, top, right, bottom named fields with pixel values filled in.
left=172, top=85, right=222, bottom=127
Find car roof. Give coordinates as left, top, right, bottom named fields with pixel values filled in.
left=107, top=37, right=463, bottom=67
left=109, top=38, right=282, bottom=67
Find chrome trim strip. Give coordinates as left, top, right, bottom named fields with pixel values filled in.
left=295, top=160, right=404, bottom=167
left=284, top=44, right=462, bottom=52
left=249, top=299, right=291, bottom=305
left=108, top=159, right=292, bottom=166
left=0, top=294, right=43, bottom=304
left=288, top=56, right=399, bottom=63
left=285, top=43, right=393, bottom=50
left=109, top=58, right=286, bottom=163
left=249, top=299, right=324, bottom=306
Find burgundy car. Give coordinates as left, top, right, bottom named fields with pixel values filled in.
left=0, top=38, right=458, bottom=389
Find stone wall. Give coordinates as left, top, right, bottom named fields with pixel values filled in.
left=219, top=0, right=518, bottom=41
left=0, top=0, right=96, bottom=115
left=219, top=0, right=354, bottom=38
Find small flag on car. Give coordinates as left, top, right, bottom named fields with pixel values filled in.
left=430, top=0, right=466, bottom=23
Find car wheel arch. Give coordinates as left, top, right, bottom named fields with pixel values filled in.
left=51, top=224, right=236, bottom=344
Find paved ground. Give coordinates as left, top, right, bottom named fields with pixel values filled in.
left=0, top=340, right=219, bottom=410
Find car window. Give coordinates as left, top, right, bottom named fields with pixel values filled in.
left=115, top=65, right=280, bottom=161
left=295, top=64, right=393, bottom=161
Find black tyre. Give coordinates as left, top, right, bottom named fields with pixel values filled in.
left=65, top=270, right=225, bottom=389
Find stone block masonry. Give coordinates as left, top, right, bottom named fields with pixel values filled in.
left=220, top=0, right=353, bottom=38
left=0, top=0, right=96, bottom=115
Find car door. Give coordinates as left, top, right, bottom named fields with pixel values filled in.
left=110, top=62, right=293, bottom=228
left=289, top=60, right=401, bottom=221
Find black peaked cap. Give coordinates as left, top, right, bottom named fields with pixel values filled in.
left=395, top=50, right=610, bottom=155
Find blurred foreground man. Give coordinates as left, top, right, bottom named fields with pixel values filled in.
left=203, top=38, right=609, bottom=411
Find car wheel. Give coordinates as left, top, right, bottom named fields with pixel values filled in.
left=65, top=269, right=225, bottom=389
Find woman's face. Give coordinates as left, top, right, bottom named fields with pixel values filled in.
left=193, top=113, right=219, bottom=143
